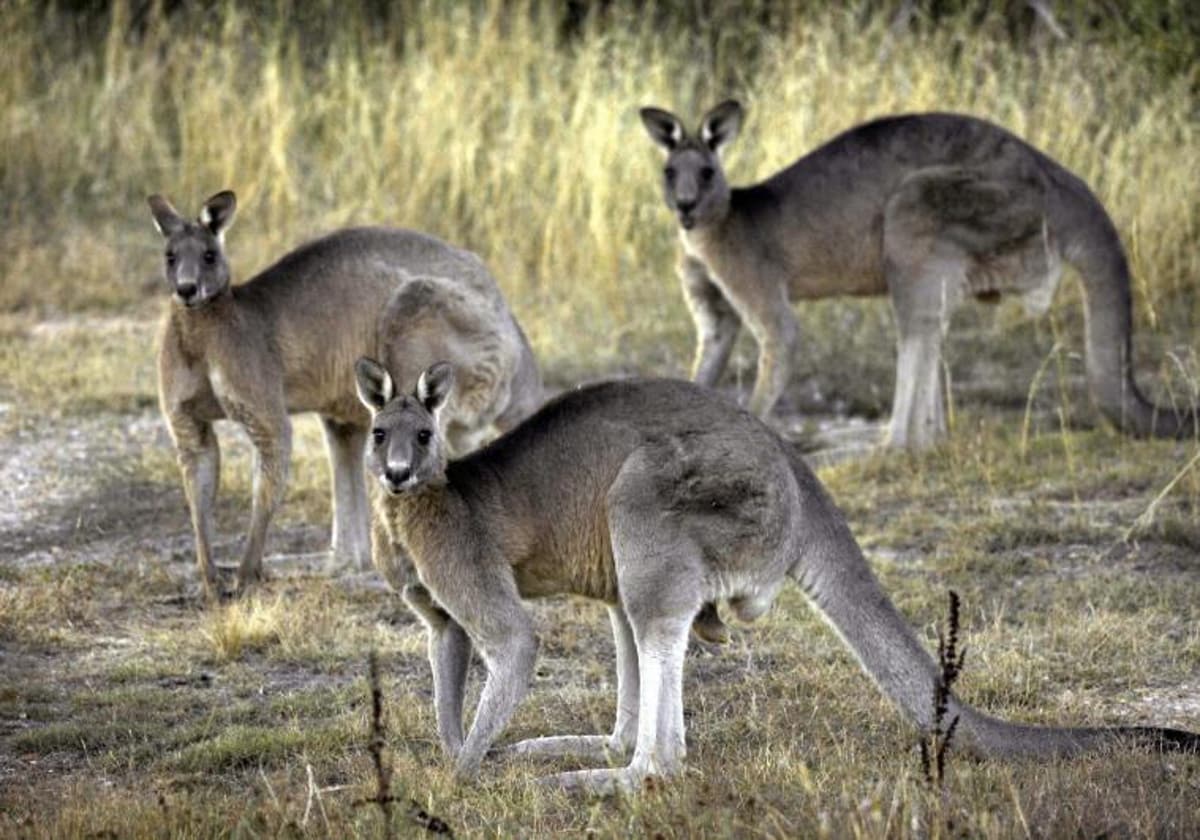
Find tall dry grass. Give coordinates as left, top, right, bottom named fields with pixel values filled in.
left=1, top=0, right=1197, bottom=383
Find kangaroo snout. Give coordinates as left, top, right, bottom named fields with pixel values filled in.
left=175, top=280, right=199, bottom=303
left=382, top=464, right=412, bottom=493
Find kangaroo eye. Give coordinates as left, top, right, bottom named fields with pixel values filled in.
left=165, top=252, right=176, bottom=265
left=203, top=250, right=217, bottom=265
left=416, top=429, right=432, bottom=446
left=700, top=166, right=715, bottom=182
left=372, top=429, right=386, bottom=445
left=664, top=166, right=676, bottom=183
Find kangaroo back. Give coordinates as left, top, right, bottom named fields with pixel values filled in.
left=376, top=271, right=539, bottom=452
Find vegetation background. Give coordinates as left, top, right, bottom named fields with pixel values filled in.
left=1, top=0, right=1198, bottom=837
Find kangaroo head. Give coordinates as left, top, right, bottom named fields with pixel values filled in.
left=146, top=190, right=237, bottom=308
left=355, top=357, right=455, bottom=495
left=639, top=100, right=743, bottom=231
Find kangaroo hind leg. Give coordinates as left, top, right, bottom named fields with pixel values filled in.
left=506, top=605, right=640, bottom=762
left=540, top=454, right=701, bottom=792
left=885, top=268, right=956, bottom=450
left=882, top=203, right=970, bottom=448
left=883, top=165, right=1048, bottom=448
left=321, top=417, right=371, bottom=571
left=234, top=403, right=291, bottom=592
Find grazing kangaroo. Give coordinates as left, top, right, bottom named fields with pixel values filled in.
left=148, top=190, right=541, bottom=601
left=356, top=361, right=1198, bottom=792
left=640, top=101, right=1196, bottom=448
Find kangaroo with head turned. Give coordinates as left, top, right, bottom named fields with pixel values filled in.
left=356, top=360, right=1198, bottom=792
left=640, top=101, right=1195, bottom=448
left=148, top=190, right=541, bottom=601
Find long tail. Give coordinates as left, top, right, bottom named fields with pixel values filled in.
left=783, top=451, right=1200, bottom=757
left=1060, top=181, right=1196, bottom=438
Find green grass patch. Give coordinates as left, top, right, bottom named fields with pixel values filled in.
left=167, top=721, right=355, bottom=775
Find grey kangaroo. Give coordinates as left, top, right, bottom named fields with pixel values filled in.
left=356, top=360, right=1198, bottom=793
left=640, top=101, right=1195, bottom=448
left=148, top=190, right=541, bottom=601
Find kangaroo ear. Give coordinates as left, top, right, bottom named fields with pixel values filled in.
left=640, top=106, right=684, bottom=152
left=699, top=99, right=743, bottom=153
left=355, top=357, right=395, bottom=412
left=200, top=190, right=237, bottom=238
left=147, top=194, right=185, bottom=238
left=415, top=362, right=455, bottom=414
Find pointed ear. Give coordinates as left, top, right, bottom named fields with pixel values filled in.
left=147, top=194, right=185, bottom=238
left=415, top=362, right=455, bottom=414
left=639, top=106, right=684, bottom=152
left=355, top=357, right=395, bottom=412
left=699, top=99, right=744, bottom=153
left=200, top=190, right=237, bottom=238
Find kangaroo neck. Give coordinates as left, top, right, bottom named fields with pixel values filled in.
left=680, top=211, right=733, bottom=262
left=383, top=478, right=470, bottom=565
left=169, top=289, right=236, bottom=357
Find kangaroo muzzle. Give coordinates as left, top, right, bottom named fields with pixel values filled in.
left=381, top=462, right=413, bottom=494
left=175, top=280, right=199, bottom=303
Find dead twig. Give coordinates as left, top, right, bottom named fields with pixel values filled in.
left=303, top=762, right=330, bottom=834
left=920, top=590, right=965, bottom=789
left=1027, top=0, right=1067, bottom=41
left=353, top=651, right=454, bottom=837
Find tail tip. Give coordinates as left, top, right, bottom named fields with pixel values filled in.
left=1129, top=726, right=1200, bottom=754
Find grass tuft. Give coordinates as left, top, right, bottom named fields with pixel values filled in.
left=201, top=595, right=286, bottom=662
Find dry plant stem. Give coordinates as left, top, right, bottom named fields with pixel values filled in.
left=1125, top=445, right=1200, bottom=538
left=922, top=590, right=965, bottom=790
left=304, top=763, right=330, bottom=834
left=1020, top=340, right=1063, bottom=458
left=359, top=651, right=454, bottom=838
left=367, top=651, right=394, bottom=839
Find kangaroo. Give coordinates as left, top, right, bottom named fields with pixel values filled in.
left=147, top=190, right=541, bottom=601
left=639, top=101, right=1196, bottom=448
left=356, top=360, right=1198, bottom=793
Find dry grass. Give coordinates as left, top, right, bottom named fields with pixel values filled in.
left=201, top=595, right=287, bottom=662
left=2, top=2, right=1199, bottom=838
left=2, top=0, right=1198, bottom=389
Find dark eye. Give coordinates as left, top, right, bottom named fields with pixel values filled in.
left=416, top=429, right=432, bottom=446
left=165, top=252, right=176, bottom=266
left=372, top=428, right=385, bottom=445
left=203, top=250, right=217, bottom=265
left=700, top=166, right=715, bottom=182
left=664, top=166, right=676, bottom=183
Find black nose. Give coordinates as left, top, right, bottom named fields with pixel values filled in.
left=676, top=199, right=697, bottom=214
left=177, top=281, right=198, bottom=300
left=384, top=466, right=411, bottom=486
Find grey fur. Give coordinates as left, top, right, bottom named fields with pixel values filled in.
left=148, top=191, right=541, bottom=601
left=639, top=102, right=1195, bottom=448
left=359, top=366, right=1198, bottom=792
